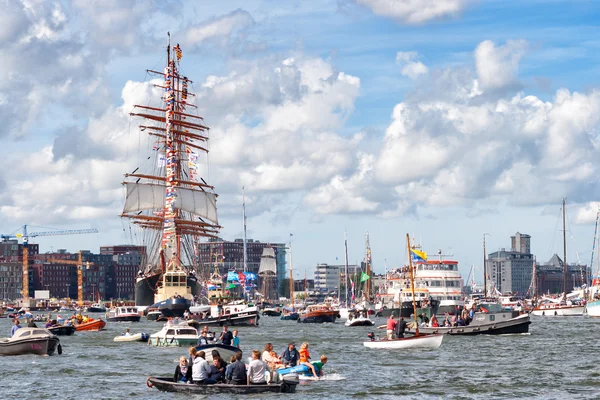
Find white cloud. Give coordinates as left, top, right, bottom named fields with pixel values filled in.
left=396, top=51, right=429, bottom=79
left=475, top=39, right=528, bottom=90
left=355, top=0, right=470, bottom=24
left=184, top=9, right=254, bottom=45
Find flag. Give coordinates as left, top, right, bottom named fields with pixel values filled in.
left=360, top=272, right=370, bottom=282
left=227, top=271, right=239, bottom=281
left=243, top=272, right=257, bottom=280
left=351, top=281, right=355, bottom=301
left=410, top=248, right=427, bottom=262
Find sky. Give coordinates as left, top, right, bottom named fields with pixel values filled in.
left=1, top=0, right=600, bottom=283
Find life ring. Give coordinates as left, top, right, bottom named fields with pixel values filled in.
left=146, top=378, right=153, bottom=388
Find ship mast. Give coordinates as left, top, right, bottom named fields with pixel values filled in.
left=562, top=198, right=568, bottom=300
left=406, top=234, right=420, bottom=336
left=242, top=187, right=248, bottom=273
left=344, top=231, right=349, bottom=307
left=365, top=232, right=371, bottom=298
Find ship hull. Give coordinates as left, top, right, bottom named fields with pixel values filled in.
left=136, top=274, right=199, bottom=307
left=151, top=297, right=191, bottom=318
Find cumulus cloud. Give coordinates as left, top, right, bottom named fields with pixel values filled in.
left=475, top=39, right=528, bottom=91
left=396, top=51, right=429, bottom=80
left=355, top=0, right=470, bottom=24
left=184, top=9, right=254, bottom=46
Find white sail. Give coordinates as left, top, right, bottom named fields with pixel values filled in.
left=123, top=182, right=218, bottom=224
left=259, top=247, right=277, bottom=275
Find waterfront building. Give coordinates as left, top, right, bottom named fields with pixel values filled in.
left=0, top=240, right=38, bottom=301
left=486, top=232, right=534, bottom=295
left=314, top=263, right=361, bottom=294
left=536, top=254, right=588, bottom=295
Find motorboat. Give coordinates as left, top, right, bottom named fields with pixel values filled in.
left=406, top=303, right=531, bottom=335
left=47, top=325, right=76, bottom=336
left=189, top=303, right=210, bottom=314
left=106, top=306, right=141, bottom=322
left=87, top=303, right=107, bottom=313
left=75, top=319, right=106, bottom=331
left=363, top=332, right=444, bottom=349
left=194, top=343, right=240, bottom=362
left=297, top=304, right=339, bottom=323
left=146, top=308, right=163, bottom=321
left=148, top=322, right=199, bottom=347
left=345, top=314, right=375, bottom=327
left=262, top=307, right=282, bottom=317
left=0, top=328, right=62, bottom=356
left=146, top=374, right=299, bottom=393
left=187, top=301, right=260, bottom=327
left=531, top=300, right=585, bottom=317
left=280, top=312, right=299, bottom=321
left=113, top=332, right=150, bottom=342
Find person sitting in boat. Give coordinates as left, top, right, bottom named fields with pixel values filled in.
left=190, top=349, right=216, bottom=385
left=232, top=329, right=240, bottom=348
left=443, top=315, right=452, bottom=327
left=44, top=319, right=54, bottom=329
left=456, top=315, right=466, bottom=326
left=209, top=354, right=227, bottom=383
left=225, top=351, right=247, bottom=385
left=123, top=328, right=132, bottom=336
left=418, top=313, right=430, bottom=327
left=247, top=350, right=268, bottom=385
left=298, top=342, right=319, bottom=379
left=218, top=325, right=233, bottom=346
left=82, top=315, right=89, bottom=324
left=312, top=355, right=328, bottom=377
left=174, top=356, right=192, bottom=383
left=196, top=331, right=210, bottom=346
left=430, top=315, right=440, bottom=328
left=27, top=318, right=37, bottom=328
left=281, top=342, right=299, bottom=367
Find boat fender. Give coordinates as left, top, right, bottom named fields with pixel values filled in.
left=554, top=311, right=558, bottom=316
left=146, top=378, right=153, bottom=388
left=58, top=344, right=62, bottom=355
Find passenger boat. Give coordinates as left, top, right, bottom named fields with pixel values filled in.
left=187, top=301, right=260, bottom=327
left=148, top=322, right=198, bottom=347
left=531, top=300, right=584, bottom=317
left=106, top=306, right=141, bottom=322
left=146, top=374, right=299, bottom=394
left=262, top=307, right=282, bottom=317
left=0, top=328, right=62, bottom=356
left=75, top=319, right=106, bottom=331
left=87, top=303, right=107, bottom=313
left=113, top=332, right=150, bottom=342
left=406, top=302, right=531, bottom=335
left=297, top=304, right=339, bottom=323
left=47, top=325, right=76, bottom=336
left=146, top=308, right=163, bottom=321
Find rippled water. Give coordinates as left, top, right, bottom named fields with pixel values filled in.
left=1, top=313, right=599, bottom=399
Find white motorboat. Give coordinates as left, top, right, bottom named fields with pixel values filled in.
left=531, top=301, right=585, bottom=316
left=345, top=315, right=375, bottom=327
left=363, top=333, right=443, bottom=349
left=149, top=322, right=198, bottom=347
left=106, top=306, right=142, bottom=322
left=0, top=328, right=62, bottom=356
left=189, top=303, right=210, bottom=314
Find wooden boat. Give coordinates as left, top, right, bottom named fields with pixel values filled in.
left=106, top=306, right=141, bottom=322
left=113, top=332, right=150, bottom=342
left=187, top=306, right=260, bottom=328
left=0, top=328, right=62, bottom=356
left=146, top=375, right=299, bottom=394
left=75, top=319, right=106, bottom=331
left=363, top=333, right=443, bottom=349
left=48, top=325, right=76, bottom=336
left=297, top=304, right=339, bottom=323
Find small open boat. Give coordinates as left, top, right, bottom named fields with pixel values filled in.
left=0, top=328, right=62, bottom=356
left=363, top=333, right=444, bottom=349
left=113, top=332, right=150, bottom=342
left=146, top=374, right=299, bottom=394
left=194, top=343, right=240, bottom=362
left=280, top=312, right=299, bottom=321
left=75, top=319, right=106, bottom=331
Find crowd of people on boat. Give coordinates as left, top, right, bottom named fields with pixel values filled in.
left=175, top=339, right=327, bottom=385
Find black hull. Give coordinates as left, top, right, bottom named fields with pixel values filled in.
left=262, top=310, right=281, bottom=317
left=407, top=315, right=531, bottom=336
left=147, top=376, right=297, bottom=394
left=188, top=312, right=260, bottom=328
left=136, top=274, right=199, bottom=306
left=48, top=326, right=76, bottom=336
left=106, top=316, right=141, bottom=323
left=298, top=315, right=337, bottom=323
left=87, top=307, right=106, bottom=313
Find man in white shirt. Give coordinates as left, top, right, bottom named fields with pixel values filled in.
left=247, top=350, right=267, bottom=385
left=191, top=349, right=216, bottom=384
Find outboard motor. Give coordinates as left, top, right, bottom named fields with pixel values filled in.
left=281, top=373, right=299, bottom=393
left=367, top=332, right=375, bottom=341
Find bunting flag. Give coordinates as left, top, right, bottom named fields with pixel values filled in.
left=410, top=248, right=427, bottom=262
left=227, top=271, right=239, bottom=281
left=351, top=281, right=355, bottom=301
left=360, top=272, right=370, bottom=282
left=174, top=43, right=182, bottom=61
left=243, top=272, right=257, bottom=280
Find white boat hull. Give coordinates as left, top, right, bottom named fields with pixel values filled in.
left=363, top=334, right=443, bottom=349
left=586, top=301, right=600, bottom=317
left=113, top=332, right=149, bottom=342
left=344, top=316, right=375, bottom=327
left=531, top=305, right=585, bottom=316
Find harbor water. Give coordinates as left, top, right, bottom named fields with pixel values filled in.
left=1, top=314, right=599, bottom=399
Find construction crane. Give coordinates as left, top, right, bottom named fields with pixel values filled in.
left=48, top=251, right=94, bottom=307
left=0, top=225, right=98, bottom=300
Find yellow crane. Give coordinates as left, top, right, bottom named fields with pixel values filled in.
left=0, top=225, right=98, bottom=300
left=48, top=251, right=94, bottom=307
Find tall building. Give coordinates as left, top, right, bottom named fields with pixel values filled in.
left=536, top=254, right=588, bottom=295
left=314, top=263, right=361, bottom=294
left=487, top=232, right=534, bottom=295
left=0, top=240, right=38, bottom=300
left=197, top=238, right=287, bottom=295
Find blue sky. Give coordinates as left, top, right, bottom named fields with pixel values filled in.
left=1, top=0, right=600, bottom=283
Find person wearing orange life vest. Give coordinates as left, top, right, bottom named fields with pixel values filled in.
left=298, top=342, right=318, bottom=379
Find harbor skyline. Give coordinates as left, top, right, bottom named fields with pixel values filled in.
left=1, top=1, right=600, bottom=280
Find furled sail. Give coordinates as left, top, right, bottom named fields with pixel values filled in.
left=259, top=247, right=277, bottom=275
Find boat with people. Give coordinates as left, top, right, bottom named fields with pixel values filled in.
left=297, top=304, right=340, bottom=323
left=406, top=301, right=531, bottom=335
left=148, top=322, right=199, bottom=347
left=74, top=318, right=106, bottom=331
left=345, top=311, right=375, bottom=327
left=146, top=374, right=299, bottom=394
left=106, top=306, right=141, bottom=322
left=146, top=307, right=163, bottom=321
left=280, top=311, right=299, bottom=321
left=47, top=325, right=76, bottom=336
left=0, top=328, right=62, bottom=356
left=187, top=301, right=260, bottom=327
left=87, top=303, right=107, bottom=313
left=262, top=307, right=282, bottom=317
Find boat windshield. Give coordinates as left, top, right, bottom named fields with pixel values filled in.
left=478, top=303, right=503, bottom=313
left=18, top=331, right=31, bottom=337
left=178, top=329, right=197, bottom=335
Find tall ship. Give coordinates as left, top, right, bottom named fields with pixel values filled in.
left=124, top=35, right=220, bottom=314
